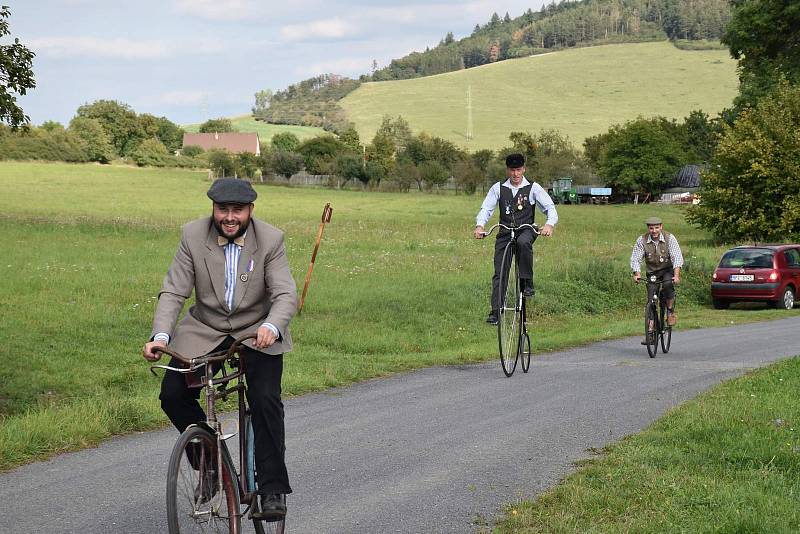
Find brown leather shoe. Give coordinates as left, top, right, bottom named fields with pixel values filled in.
left=667, top=312, right=677, bottom=326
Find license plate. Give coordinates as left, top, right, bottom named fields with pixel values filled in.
left=730, top=274, right=754, bottom=282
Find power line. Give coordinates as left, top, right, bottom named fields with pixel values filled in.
left=466, top=84, right=473, bottom=141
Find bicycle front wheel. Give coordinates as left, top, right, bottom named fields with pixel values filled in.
left=660, top=301, right=672, bottom=354
left=498, top=242, right=521, bottom=376
left=644, top=302, right=658, bottom=358
left=167, top=425, right=241, bottom=534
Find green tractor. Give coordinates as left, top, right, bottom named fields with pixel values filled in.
left=550, top=177, right=579, bottom=204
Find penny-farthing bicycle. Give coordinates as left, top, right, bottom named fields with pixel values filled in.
left=483, top=222, right=540, bottom=376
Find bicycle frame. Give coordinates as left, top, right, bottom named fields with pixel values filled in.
left=151, top=335, right=261, bottom=511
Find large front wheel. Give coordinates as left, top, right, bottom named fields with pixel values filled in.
left=498, top=242, right=521, bottom=376
left=167, top=426, right=241, bottom=534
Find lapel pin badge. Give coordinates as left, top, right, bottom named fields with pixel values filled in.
left=240, top=273, right=248, bottom=282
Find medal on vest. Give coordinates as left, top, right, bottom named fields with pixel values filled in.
left=517, top=195, right=524, bottom=210
left=240, top=273, right=248, bottom=282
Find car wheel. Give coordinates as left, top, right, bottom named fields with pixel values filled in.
left=712, top=298, right=729, bottom=310
left=777, top=287, right=795, bottom=310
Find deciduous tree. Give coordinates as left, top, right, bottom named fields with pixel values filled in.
left=687, top=82, right=800, bottom=242
left=0, top=6, right=35, bottom=128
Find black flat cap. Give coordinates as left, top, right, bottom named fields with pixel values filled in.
left=207, top=178, right=257, bottom=204
left=505, top=153, right=525, bottom=168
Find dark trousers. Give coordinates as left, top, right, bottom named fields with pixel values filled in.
left=159, top=336, right=291, bottom=495
left=647, top=269, right=675, bottom=302
left=490, top=228, right=536, bottom=311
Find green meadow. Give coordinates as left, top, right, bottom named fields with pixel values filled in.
left=494, top=357, right=800, bottom=533
left=341, top=41, right=739, bottom=149
left=0, top=161, right=796, bottom=493
left=182, top=115, right=326, bottom=142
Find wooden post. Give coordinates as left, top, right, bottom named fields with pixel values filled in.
left=298, top=203, right=333, bottom=314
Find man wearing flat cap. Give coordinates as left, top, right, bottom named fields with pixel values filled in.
left=630, top=216, right=684, bottom=341
left=143, top=177, right=297, bottom=519
left=474, top=153, right=558, bottom=324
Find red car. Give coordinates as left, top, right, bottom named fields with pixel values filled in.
left=711, top=244, right=800, bottom=310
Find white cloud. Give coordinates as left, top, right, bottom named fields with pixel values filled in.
left=172, top=0, right=259, bottom=21
left=29, top=37, right=170, bottom=59
left=280, top=17, right=355, bottom=42
left=153, top=90, right=209, bottom=107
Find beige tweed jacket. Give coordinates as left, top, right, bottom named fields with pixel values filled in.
left=150, top=216, right=297, bottom=357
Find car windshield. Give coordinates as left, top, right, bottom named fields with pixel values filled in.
left=719, top=249, right=775, bottom=269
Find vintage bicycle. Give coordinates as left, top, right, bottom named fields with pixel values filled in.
left=151, top=334, right=285, bottom=534
left=642, top=274, right=673, bottom=358
left=482, top=222, right=540, bottom=376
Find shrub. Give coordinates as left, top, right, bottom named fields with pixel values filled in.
left=181, top=144, right=204, bottom=157
left=130, top=138, right=169, bottom=167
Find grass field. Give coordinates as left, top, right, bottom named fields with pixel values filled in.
left=493, top=356, right=800, bottom=533
left=341, top=41, right=739, bottom=149
left=1, top=159, right=797, bottom=510
left=182, top=115, right=327, bottom=143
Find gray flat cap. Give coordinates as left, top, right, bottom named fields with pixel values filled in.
left=207, top=178, right=257, bottom=204
left=645, top=216, right=662, bottom=225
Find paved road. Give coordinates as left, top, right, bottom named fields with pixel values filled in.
left=2, top=316, right=799, bottom=534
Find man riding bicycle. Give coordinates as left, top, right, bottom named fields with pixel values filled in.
left=142, top=178, right=297, bottom=520
left=474, top=153, right=558, bottom=325
left=630, top=216, right=684, bottom=344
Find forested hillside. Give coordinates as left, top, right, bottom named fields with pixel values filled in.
left=253, top=0, right=731, bottom=133
left=370, top=0, right=730, bottom=81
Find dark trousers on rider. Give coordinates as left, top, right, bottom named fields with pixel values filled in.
left=159, top=336, right=292, bottom=496
left=647, top=267, right=675, bottom=302
left=491, top=228, right=536, bottom=310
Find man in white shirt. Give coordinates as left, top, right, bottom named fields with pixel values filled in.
left=474, top=153, right=558, bottom=324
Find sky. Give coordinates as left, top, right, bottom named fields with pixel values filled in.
left=7, top=0, right=546, bottom=126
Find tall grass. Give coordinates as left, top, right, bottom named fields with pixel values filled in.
left=0, top=162, right=794, bottom=470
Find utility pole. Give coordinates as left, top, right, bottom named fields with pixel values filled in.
left=466, top=84, right=473, bottom=141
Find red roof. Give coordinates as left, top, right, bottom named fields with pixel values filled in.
left=182, top=132, right=260, bottom=155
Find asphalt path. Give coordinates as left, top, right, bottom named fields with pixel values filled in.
left=2, top=316, right=799, bottom=534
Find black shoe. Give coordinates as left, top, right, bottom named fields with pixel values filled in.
left=252, top=494, right=286, bottom=520
left=522, top=280, right=535, bottom=298
left=486, top=311, right=498, bottom=325
left=640, top=332, right=655, bottom=345
left=194, top=468, right=218, bottom=504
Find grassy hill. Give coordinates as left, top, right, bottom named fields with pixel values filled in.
left=341, top=41, right=739, bottom=149
left=182, top=115, right=327, bottom=143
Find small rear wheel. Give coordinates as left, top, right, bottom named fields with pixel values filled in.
left=520, top=331, right=531, bottom=373
left=167, top=426, right=240, bottom=534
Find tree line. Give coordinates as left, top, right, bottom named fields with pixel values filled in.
left=369, top=0, right=730, bottom=81
left=250, top=0, right=731, bottom=134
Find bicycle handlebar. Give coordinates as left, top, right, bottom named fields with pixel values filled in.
left=480, top=223, right=540, bottom=238
left=149, top=333, right=257, bottom=375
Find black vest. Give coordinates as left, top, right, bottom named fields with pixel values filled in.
left=499, top=183, right=534, bottom=230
